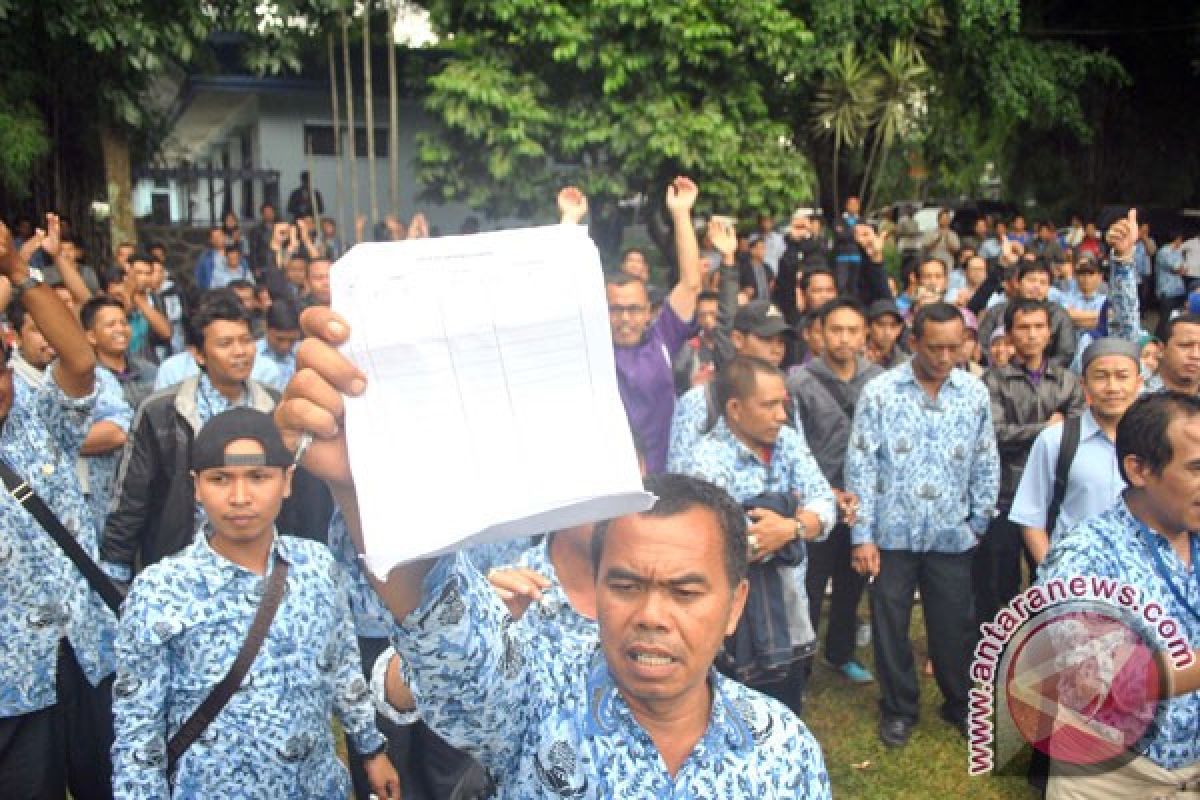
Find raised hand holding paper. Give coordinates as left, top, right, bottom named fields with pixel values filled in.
left=332, top=224, right=653, bottom=577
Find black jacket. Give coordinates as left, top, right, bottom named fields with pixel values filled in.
left=772, top=236, right=830, bottom=325
left=100, top=375, right=332, bottom=577
left=982, top=363, right=1086, bottom=511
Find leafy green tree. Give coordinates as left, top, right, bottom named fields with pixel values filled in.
left=415, top=0, right=818, bottom=260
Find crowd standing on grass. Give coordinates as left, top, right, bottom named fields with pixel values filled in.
left=1, top=170, right=1200, bottom=800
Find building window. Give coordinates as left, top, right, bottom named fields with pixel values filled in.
left=303, top=125, right=389, bottom=158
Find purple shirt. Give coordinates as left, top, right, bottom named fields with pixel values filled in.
left=614, top=303, right=693, bottom=473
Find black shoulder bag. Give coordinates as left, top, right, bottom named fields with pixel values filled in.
left=166, top=558, right=289, bottom=772
left=1045, top=415, right=1083, bottom=536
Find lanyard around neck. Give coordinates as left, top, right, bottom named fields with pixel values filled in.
left=1145, top=530, right=1200, bottom=626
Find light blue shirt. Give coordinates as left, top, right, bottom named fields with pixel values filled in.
left=0, top=368, right=116, bottom=717
left=255, top=338, right=296, bottom=389
left=390, top=551, right=832, bottom=799
left=1008, top=409, right=1124, bottom=540
left=1157, top=244, right=1186, bottom=299
left=112, top=531, right=384, bottom=798
left=1039, top=499, right=1200, bottom=770
left=1060, top=288, right=1108, bottom=314
left=847, top=363, right=1000, bottom=552
left=153, top=350, right=284, bottom=392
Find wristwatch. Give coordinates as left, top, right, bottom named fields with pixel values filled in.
left=10, top=274, right=41, bottom=305
left=794, top=518, right=806, bottom=541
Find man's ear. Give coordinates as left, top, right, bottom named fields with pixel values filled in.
left=1122, top=454, right=1149, bottom=489
left=725, top=578, right=750, bottom=637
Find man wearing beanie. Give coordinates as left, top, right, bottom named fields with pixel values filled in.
left=110, top=408, right=398, bottom=798
left=1010, top=337, right=1144, bottom=567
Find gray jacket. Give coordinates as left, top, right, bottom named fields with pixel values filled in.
left=787, top=356, right=883, bottom=489
left=978, top=301, right=1078, bottom=368
left=982, top=363, right=1086, bottom=511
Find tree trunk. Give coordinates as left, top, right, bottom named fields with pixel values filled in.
left=831, top=137, right=841, bottom=222
left=362, top=2, right=379, bottom=226
left=859, top=128, right=882, bottom=211
left=99, top=124, right=134, bottom=261
left=328, top=32, right=346, bottom=243
left=386, top=0, right=401, bottom=215
left=341, top=13, right=360, bottom=236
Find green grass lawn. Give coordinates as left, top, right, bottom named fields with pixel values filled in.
left=804, top=603, right=1039, bottom=799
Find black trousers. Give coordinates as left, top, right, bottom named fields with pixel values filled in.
left=972, top=515, right=1024, bottom=629
left=870, top=549, right=974, bottom=724
left=348, top=637, right=491, bottom=800
left=724, top=658, right=809, bottom=719
left=0, top=641, right=115, bottom=800
left=806, top=522, right=868, bottom=666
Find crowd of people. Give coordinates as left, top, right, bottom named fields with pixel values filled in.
left=1, top=170, right=1199, bottom=800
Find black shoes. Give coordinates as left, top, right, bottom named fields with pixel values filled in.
left=879, top=716, right=915, bottom=748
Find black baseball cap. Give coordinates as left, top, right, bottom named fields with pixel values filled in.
left=734, top=301, right=791, bottom=338
left=191, top=408, right=293, bottom=472
left=867, top=299, right=903, bottom=323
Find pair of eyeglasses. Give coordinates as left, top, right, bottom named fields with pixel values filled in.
left=608, top=305, right=647, bottom=316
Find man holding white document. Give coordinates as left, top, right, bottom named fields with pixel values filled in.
left=277, top=296, right=832, bottom=798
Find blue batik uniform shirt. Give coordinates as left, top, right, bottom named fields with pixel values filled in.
left=0, top=366, right=116, bottom=717
left=85, top=366, right=134, bottom=532
left=112, top=529, right=384, bottom=798
left=1039, top=499, right=1200, bottom=770
left=389, top=551, right=831, bottom=799
left=847, top=363, right=1000, bottom=552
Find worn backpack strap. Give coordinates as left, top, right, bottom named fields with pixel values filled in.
left=0, top=456, right=125, bottom=614
left=1046, top=415, right=1083, bottom=537
left=166, top=558, right=289, bottom=773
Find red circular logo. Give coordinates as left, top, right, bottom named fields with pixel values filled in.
left=1003, top=606, right=1165, bottom=765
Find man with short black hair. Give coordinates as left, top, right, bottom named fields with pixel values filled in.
left=1011, top=337, right=1142, bottom=564
left=865, top=299, right=908, bottom=368
left=686, top=357, right=835, bottom=714
left=112, top=407, right=398, bottom=798
left=791, top=297, right=882, bottom=684
left=666, top=299, right=791, bottom=472
left=257, top=301, right=302, bottom=387
left=592, top=179, right=703, bottom=474
left=101, top=289, right=326, bottom=582
left=1146, top=313, right=1200, bottom=395
left=977, top=298, right=1085, bottom=625
left=848, top=302, right=1000, bottom=747
left=301, top=257, right=333, bottom=310
left=1038, top=391, right=1200, bottom=798
left=978, top=261, right=1078, bottom=367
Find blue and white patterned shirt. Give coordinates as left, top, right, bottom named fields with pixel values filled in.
left=667, top=385, right=810, bottom=475
left=686, top=419, right=835, bottom=538
left=0, top=367, right=116, bottom=717
left=112, top=530, right=384, bottom=798
left=390, top=552, right=832, bottom=799
left=84, top=366, right=134, bottom=532
left=1039, top=499, right=1200, bottom=770
left=847, top=363, right=1000, bottom=552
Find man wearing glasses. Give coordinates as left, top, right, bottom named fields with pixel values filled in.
left=563, top=178, right=704, bottom=474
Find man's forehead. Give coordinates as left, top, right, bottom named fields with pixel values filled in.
left=602, top=509, right=724, bottom=572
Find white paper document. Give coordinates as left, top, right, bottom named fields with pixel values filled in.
left=331, top=225, right=655, bottom=577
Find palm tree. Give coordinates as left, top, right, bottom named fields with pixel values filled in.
left=860, top=39, right=930, bottom=211
left=811, top=44, right=880, bottom=213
